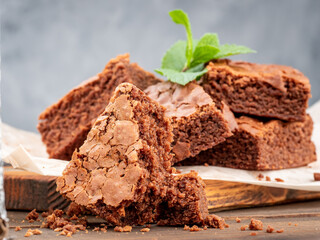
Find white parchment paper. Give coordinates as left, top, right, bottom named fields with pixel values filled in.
left=2, top=101, right=320, bottom=191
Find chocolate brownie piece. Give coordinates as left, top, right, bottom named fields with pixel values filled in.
left=157, top=171, right=225, bottom=228
left=181, top=115, right=316, bottom=170
left=201, top=59, right=311, bottom=121
left=38, top=54, right=160, bottom=160
left=56, top=83, right=225, bottom=227
left=145, top=81, right=237, bottom=163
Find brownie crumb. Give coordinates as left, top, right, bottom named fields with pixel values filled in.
left=275, top=178, right=284, bottom=182
left=24, top=229, right=42, bottom=237
left=93, top=227, right=100, bottom=231
left=294, top=223, right=298, bottom=226
left=26, top=209, right=39, bottom=222
left=265, top=176, right=271, bottom=181
left=205, top=214, right=227, bottom=230
left=15, top=226, right=22, bottom=231
left=266, top=225, right=274, bottom=233
left=184, top=225, right=190, bottom=231
left=314, top=173, right=320, bottom=181
left=70, top=214, right=78, bottom=220
left=240, top=225, right=248, bottom=231
left=203, top=226, right=208, bottom=230
left=189, top=225, right=202, bottom=232
left=288, top=222, right=292, bottom=226
left=257, top=173, right=264, bottom=180
left=140, top=228, right=150, bottom=232
left=114, top=226, right=132, bottom=232
left=24, top=230, right=33, bottom=237
left=276, top=229, right=284, bottom=233
left=204, top=163, right=209, bottom=167
left=146, top=224, right=151, bottom=228
left=236, top=217, right=241, bottom=223
left=250, top=232, right=257, bottom=236
left=41, top=209, right=86, bottom=237
left=249, top=219, right=263, bottom=230
left=41, top=212, right=49, bottom=218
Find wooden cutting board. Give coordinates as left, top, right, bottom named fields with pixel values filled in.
left=4, top=166, right=320, bottom=212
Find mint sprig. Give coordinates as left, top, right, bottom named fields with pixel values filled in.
left=155, top=9, right=256, bottom=86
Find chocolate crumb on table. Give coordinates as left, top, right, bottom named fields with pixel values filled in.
left=250, top=232, right=257, bottom=236
left=265, top=176, right=271, bottom=181
left=189, top=225, right=202, bottom=232
left=57, top=83, right=227, bottom=228
left=314, top=173, right=320, bottom=181
left=266, top=225, right=274, bottom=233
left=235, top=217, right=241, bottom=223
left=41, top=209, right=87, bottom=237
left=277, top=229, right=284, bottom=233
left=201, top=59, right=311, bottom=121
left=257, top=173, right=264, bottom=180
left=145, top=81, right=237, bottom=163
left=24, top=229, right=42, bottom=237
left=41, top=212, right=49, bottom=218
left=114, top=226, right=132, bottom=232
left=15, top=226, right=22, bottom=231
left=181, top=115, right=316, bottom=170
left=140, top=228, right=150, bottom=232
left=38, top=54, right=161, bottom=160
left=249, top=218, right=263, bottom=230
left=240, top=225, right=248, bottom=231
left=275, top=178, right=285, bottom=182
left=26, top=209, right=39, bottom=222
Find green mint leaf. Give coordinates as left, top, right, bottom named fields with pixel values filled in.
left=191, top=45, right=220, bottom=67
left=155, top=68, right=207, bottom=86
left=196, top=33, right=220, bottom=47
left=213, top=44, right=256, bottom=59
left=161, top=40, right=187, bottom=71
left=169, top=10, right=193, bottom=68
left=186, top=63, right=205, bottom=73
left=190, top=33, right=220, bottom=67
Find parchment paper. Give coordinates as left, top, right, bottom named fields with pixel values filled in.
left=2, top=101, right=320, bottom=191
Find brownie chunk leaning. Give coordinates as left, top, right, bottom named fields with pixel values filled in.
left=201, top=59, right=311, bottom=121
left=145, top=81, right=237, bottom=163
left=38, top=54, right=160, bottom=160
left=181, top=115, right=316, bottom=170
left=56, top=83, right=226, bottom=228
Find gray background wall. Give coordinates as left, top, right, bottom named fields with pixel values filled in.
left=2, top=0, right=320, bottom=132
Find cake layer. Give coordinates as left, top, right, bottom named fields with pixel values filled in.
left=180, top=115, right=316, bottom=170
left=38, top=54, right=160, bottom=160
left=201, top=59, right=311, bottom=121
left=145, top=81, right=237, bottom=163
left=57, top=83, right=225, bottom=227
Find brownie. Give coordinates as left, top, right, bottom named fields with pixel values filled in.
left=201, top=59, right=311, bottom=121
left=145, top=81, right=237, bottom=163
left=56, top=83, right=225, bottom=227
left=181, top=114, right=316, bottom=170
left=38, top=54, right=160, bottom=160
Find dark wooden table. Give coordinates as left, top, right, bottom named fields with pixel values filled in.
left=7, top=200, right=320, bottom=240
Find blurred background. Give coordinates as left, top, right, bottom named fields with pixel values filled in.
left=2, top=0, right=320, bottom=132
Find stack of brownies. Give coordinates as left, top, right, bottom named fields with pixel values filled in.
left=180, top=59, right=317, bottom=170
left=38, top=54, right=316, bottom=227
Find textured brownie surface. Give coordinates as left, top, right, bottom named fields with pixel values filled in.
left=145, top=81, right=237, bottom=163
left=201, top=59, right=311, bottom=121
left=38, top=54, right=160, bottom=160
left=181, top=115, right=316, bottom=170
left=57, top=83, right=225, bottom=227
